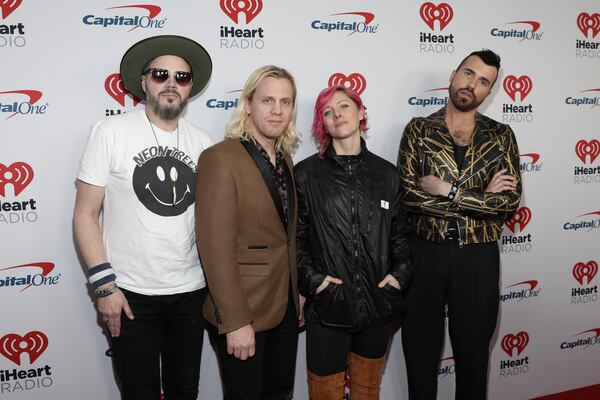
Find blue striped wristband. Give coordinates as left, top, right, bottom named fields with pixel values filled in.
left=88, top=262, right=116, bottom=289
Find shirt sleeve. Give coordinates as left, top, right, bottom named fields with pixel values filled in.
left=77, top=120, right=112, bottom=187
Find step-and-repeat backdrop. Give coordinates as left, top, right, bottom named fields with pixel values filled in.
left=1, top=1, right=599, bottom=399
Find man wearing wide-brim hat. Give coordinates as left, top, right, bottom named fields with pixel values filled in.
left=74, top=35, right=213, bottom=400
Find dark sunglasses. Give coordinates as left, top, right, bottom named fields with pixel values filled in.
left=143, top=68, right=193, bottom=86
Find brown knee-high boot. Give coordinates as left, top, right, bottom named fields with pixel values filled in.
left=348, top=352, right=385, bottom=400
left=308, top=370, right=346, bottom=400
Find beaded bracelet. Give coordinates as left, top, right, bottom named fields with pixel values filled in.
left=95, top=285, right=119, bottom=298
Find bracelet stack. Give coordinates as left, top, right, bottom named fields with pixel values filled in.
left=95, top=285, right=119, bottom=298
left=447, top=181, right=459, bottom=201
left=88, top=262, right=116, bottom=289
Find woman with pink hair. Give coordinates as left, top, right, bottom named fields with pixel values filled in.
left=295, top=85, right=412, bottom=399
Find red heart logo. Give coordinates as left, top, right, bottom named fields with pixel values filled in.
left=104, top=73, right=141, bottom=107
left=575, top=139, right=600, bottom=164
left=0, top=331, right=48, bottom=366
left=501, top=331, right=529, bottom=357
left=577, top=12, right=600, bottom=38
left=0, top=161, right=34, bottom=197
left=573, top=261, right=598, bottom=285
left=0, top=0, right=22, bottom=19
left=503, top=75, right=533, bottom=102
left=220, top=0, right=263, bottom=24
left=419, top=2, right=454, bottom=31
left=505, top=207, right=531, bottom=234
left=328, top=73, right=367, bottom=96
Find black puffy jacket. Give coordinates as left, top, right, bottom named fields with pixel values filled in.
left=295, top=139, right=412, bottom=330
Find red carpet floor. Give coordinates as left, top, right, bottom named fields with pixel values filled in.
left=531, top=384, right=600, bottom=400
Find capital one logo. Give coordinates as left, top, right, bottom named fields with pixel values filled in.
left=0, top=0, right=21, bottom=19
left=0, top=331, right=48, bottom=365
left=0, top=161, right=33, bottom=197
left=577, top=328, right=600, bottom=338
left=501, top=331, right=529, bottom=357
left=520, top=153, right=540, bottom=164
left=419, top=2, right=453, bottom=31
left=105, top=73, right=141, bottom=107
left=575, top=139, right=600, bottom=164
left=519, top=153, right=542, bottom=173
left=220, top=0, right=262, bottom=24
left=0, top=90, right=45, bottom=119
left=438, top=355, right=455, bottom=379
left=505, top=207, right=531, bottom=233
left=107, top=4, right=161, bottom=17
left=506, top=280, right=538, bottom=291
left=0, top=262, right=55, bottom=291
left=328, top=73, right=367, bottom=96
left=506, top=20, right=541, bottom=32
left=503, top=75, right=532, bottom=102
left=82, top=4, right=164, bottom=31
left=577, top=12, right=600, bottom=38
left=573, top=261, right=598, bottom=285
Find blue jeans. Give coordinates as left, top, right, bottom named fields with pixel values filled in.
left=111, top=287, right=207, bottom=400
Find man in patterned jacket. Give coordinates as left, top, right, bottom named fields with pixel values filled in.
left=397, top=49, right=522, bottom=400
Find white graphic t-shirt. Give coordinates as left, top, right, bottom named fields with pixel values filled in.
left=78, top=110, right=213, bottom=295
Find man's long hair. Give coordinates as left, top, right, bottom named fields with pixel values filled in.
left=225, top=65, right=300, bottom=156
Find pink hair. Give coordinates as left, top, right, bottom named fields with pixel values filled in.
left=312, top=85, right=368, bottom=157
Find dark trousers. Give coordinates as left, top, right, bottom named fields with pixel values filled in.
left=111, top=287, right=207, bottom=400
left=402, top=235, right=499, bottom=400
left=306, top=321, right=391, bottom=376
left=209, top=290, right=299, bottom=400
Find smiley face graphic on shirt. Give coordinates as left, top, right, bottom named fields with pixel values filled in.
left=132, top=155, right=195, bottom=217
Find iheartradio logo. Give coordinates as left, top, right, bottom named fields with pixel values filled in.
left=577, top=12, right=600, bottom=39
left=505, top=207, right=531, bottom=233
left=220, top=0, right=262, bottom=24
left=575, top=139, right=600, bottom=164
left=0, top=0, right=21, bottom=19
left=328, top=73, right=367, bottom=96
left=503, top=75, right=532, bottom=102
left=573, top=261, right=598, bottom=285
left=105, top=73, right=141, bottom=107
left=419, top=2, right=453, bottom=31
left=501, top=331, right=529, bottom=357
left=0, top=161, right=34, bottom=197
left=0, top=331, right=48, bottom=366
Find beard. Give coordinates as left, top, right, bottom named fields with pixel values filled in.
left=448, top=84, right=483, bottom=112
left=146, top=89, right=188, bottom=121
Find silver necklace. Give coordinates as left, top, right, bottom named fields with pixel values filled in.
left=147, top=116, right=180, bottom=207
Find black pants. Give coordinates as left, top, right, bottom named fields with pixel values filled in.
left=111, top=287, right=207, bottom=400
left=306, top=321, right=391, bottom=376
left=209, top=290, right=299, bottom=400
left=402, top=235, right=499, bottom=400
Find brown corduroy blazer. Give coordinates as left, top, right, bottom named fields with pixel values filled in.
left=195, top=138, right=298, bottom=334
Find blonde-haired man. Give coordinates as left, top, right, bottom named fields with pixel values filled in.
left=196, top=65, right=301, bottom=399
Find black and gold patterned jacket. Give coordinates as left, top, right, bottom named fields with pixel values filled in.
left=397, top=107, right=522, bottom=245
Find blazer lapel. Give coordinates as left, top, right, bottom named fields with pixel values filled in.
left=240, top=139, right=286, bottom=230
left=282, top=156, right=295, bottom=238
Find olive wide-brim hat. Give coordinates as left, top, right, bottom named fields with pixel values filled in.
left=120, top=35, right=213, bottom=100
